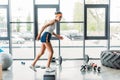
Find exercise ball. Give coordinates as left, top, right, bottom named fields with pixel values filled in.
left=0, top=49, right=13, bottom=70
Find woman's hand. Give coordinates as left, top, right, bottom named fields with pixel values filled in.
left=52, top=32, right=63, bottom=40
left=36, top=34, right=41, bottom=40
left=57, top=35, right=63, bottom=40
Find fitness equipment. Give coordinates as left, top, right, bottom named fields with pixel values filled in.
left=97, top=67, right=101, bottom=73
left=43, top=66, right=56, bottom=80
left=93, top=65, right=97, bottom=71
left=21, top=62, right=25, bottom=65
left=90, top=63, right=97, bottom=71
left=81, top=61, right=101, bottom=73
left=43, top=70, right=56, bottom=80
left=80, top=64, right=92, bottom=72
left=90, top=62, right=101, bottom=72
left=84, top=55, right=89, bottom=63
left=51, top=57, right=56, bottom=63
left=86, top=64, right=92, bottom=71
left=51, top=56, right=62, bottom=66
left=80, top=65, right=86, bottom=71
left=80, top=55, right=90, bottom=71
left=58, top=56, right=62, bottom=65
left=58, top=40, right=62, bottom=66
left=0, top=49, right=13, bottom=70
left=101, top=50, right=120, bottom=69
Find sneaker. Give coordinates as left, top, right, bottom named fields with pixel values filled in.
left=29, top=65, right=37, bottom=72
left=46, top=67, right=55, bottom=72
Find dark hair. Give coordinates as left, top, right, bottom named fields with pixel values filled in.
left=55, top=11, right=62, bottom=15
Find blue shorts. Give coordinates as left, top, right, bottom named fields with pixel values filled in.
left=40, top=32, right=52, bottom=43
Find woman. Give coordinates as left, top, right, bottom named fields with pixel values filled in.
left=30, top=11, right=63, bottom=72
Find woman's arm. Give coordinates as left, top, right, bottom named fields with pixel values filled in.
left=52, top=32, right=63, bottom=40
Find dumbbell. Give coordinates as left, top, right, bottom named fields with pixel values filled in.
left=80, top=65, right=86, bottom=71
left=51, top=57, right=56, bottom=63
left=91, top=63, right=101, bottom=72
left=86, top=65, right=92, bottom=71
left=97, top=66, right=101, bottom=73
left=93, top=64, right=97, bottom=71
left=90, top=63, right=97, bottom=71
left=21, top=62, right=25, bottom=65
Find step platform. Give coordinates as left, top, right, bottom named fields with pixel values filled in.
left=43, top=69, right=56, bottom=80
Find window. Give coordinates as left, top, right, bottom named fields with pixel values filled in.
left=11, top=23, right=34, bottom=59
left=35, top=0, right=59, bottom=4
left=85, top=40, right=107, bottom=58
left=110, top=0, right=120, bottom=21
left=60, top=23, right=84, bottom=59
left=85, top=4, right=108, bottom=39
left=85, top=0, right=109, bottom=4
left=10, top=0, right=33, bottom=22
left=110, top=23, right=120, bottom=47
left=60, top=0, right=84, bottom=21
left=0, top=6, right=9, bottom=40
left=0, top=0, right=8, bottom=5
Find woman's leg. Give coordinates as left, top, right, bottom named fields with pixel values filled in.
left=44, top=42, right=54, bottom=68
left=32, top=43, right=46, bottom=66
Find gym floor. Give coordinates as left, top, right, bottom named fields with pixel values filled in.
left=2, top=60, right=120, bottom=80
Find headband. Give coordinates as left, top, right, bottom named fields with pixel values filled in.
left=56, top=14, right=62, bottom=17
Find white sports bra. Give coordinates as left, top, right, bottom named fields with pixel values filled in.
left=44, top=21, right=55, bottom=34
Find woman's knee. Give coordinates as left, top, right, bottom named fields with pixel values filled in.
left=50, top=50, right=54, bottom=54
